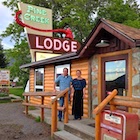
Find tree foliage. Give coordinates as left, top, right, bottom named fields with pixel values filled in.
left=97, top=0, right=140, bottom=28
left=0, top=39, right=7, bottom=68
left=5, top=39, right=30, bottom=87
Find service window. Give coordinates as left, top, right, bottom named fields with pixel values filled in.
left=55, top=64, right=70, bottom=91
left=35, top=68, right=44, bottom=92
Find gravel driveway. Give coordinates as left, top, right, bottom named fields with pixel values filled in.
left=0, top=102, right=51, bottom=140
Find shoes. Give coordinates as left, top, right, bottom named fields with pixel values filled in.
left=58, top=118, right=62, bottom=122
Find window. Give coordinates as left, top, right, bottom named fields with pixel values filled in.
left=101, top=54, right=128, bottom=100
left=35, top=68, right=44, bottom=91
left=55, top=64, right=70, bottom=91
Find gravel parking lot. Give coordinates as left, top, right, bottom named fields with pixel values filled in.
left=0, top=102, right=51, bottom=140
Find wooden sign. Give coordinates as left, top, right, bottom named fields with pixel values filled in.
left=27, top=34, right=81, bottom=53
left=0, top=70, right=10, bottom=85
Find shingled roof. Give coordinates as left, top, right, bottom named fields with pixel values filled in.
left=104, top=19, right=140, bottom=40
left=20, top=18, right=140, bottom=69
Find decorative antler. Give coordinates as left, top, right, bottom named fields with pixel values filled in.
left=15, top=10, right=73, bottom=39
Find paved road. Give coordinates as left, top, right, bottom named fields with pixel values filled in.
left=0, top=102, right=51, bottom=140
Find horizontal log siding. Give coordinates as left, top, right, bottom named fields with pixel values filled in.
left=29, top=68, right=35, bottom=92
left=71, top=59, right=89, bottom=118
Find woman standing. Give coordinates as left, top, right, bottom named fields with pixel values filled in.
left=71, top=70, right=86, bottom=120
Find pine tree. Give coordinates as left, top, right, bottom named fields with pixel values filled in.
left=0, top=39, right=7, bottom=68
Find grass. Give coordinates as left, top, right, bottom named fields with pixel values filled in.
left=0, top=100, right=11, bottom=104
left=29, top=106, right=36, bottom=110
left=35, top=116, right=41, bottom=122
left=9, top=87, right=24, bottom=98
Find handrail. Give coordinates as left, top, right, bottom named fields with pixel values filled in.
left=93, top=89, right=118, bottom=140
left=22, top=91, right=54, bottom=122
left=93, top=89, right=118, bottom=115
left=51, top=88, right=69, bottom=103
left=23, top=91, right=57, bottom=96
left=110, top=96, right=140, bottom=109
left=51, top=87, right=69, bottom=136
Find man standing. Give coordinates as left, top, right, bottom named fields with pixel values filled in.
left=54, top=68, right=72, bottom=121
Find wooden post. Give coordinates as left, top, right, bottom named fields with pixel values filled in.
left=95, top=113, right=101, bottom=140
left=51, top=101, right=57, bottom=137
left=41, top=96, right=44, bottom=122
left=25, top=96, right=28, bottom=115
left=110, top=104, right=116, bottom=111
left=64, top=91, right=68, bottom=123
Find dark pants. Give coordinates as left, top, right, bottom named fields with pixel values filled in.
left=58, top=97, right=64, bottom=119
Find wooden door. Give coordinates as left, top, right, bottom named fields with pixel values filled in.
left=101, top=54, right=128, bottom=101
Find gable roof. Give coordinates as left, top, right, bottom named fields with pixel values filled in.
left=20, top=18, right=140, bottom=69
left=104, top=19, right=140, bottom=40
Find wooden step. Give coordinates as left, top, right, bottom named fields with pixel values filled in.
left=53, top=130, right=84, bottom=140
left=64, top=120, right=95, bottom=140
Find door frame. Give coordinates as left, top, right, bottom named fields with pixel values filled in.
left=101, top=54, right=128, bottom=101
left=98, top=49, right=132, bottom=111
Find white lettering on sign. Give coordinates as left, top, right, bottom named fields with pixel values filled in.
left=63, top=40, right=69, bottom=52
left=105, top=113, right=121, bottom=124
left=36, top=36, right=43, bottom=49
left=44, top=38, right=53, bottom=49
left=104, top=134, right=117, bottom=140
left=35, top=36, right=78, bottom=53
left=71, top=41, right=77, bottom=52
left=54, top=39, right=61, bottom=50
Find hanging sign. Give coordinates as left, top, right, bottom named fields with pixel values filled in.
left=18, top=2, right=52, bottom=36
left=27, top=34, right=81, bottom=53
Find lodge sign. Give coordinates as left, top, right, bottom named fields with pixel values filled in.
left=27, top=34, right=81, bottom=53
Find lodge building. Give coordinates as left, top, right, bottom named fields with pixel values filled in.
left=20, top=18, right=140, bottom=118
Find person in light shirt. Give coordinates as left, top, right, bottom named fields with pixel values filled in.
left=54, top=68, right=72, bottom=121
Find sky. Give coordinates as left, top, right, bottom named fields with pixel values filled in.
left=0, top=0, right=140, bottom=50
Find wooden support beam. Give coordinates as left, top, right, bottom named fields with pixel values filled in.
left=41, top=96, right=44, bottom=122
left=64, top=91, right=68, bottom=123
left=25, top=96, right=28, bottom=115
left=95, top=113, right=101, bottom=140
left=51, top=101, right=57, bottom=137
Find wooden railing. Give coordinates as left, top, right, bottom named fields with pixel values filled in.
left=94, top=90, right=140, bottom=140
left=51, top=88, right=69, bottom=136
left=22, top=88, right=69, bottom=137
left=93, top=89, right=118, bottom=140
left=23, top=91, right=56, bottom=122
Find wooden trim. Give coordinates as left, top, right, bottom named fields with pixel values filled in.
left=128, top=50, right=132, bottom=112
left=98, top=49, right=131, bottom=58
left=98, top=56, right=102, bottom=103
left=88, top=58, right=92, bottom=118
left=98, top=49, right=132, bottom=103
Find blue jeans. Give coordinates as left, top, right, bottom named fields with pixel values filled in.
left=58, top=97, right=64, bottom=119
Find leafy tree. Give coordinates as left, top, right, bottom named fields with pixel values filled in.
left=0, top=39, right=7, bottom=68
left=5, top=39, right=30, bottom=87
left=97, top=0, right=140, bottom=28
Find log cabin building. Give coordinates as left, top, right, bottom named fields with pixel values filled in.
left=20, top=18, right=140, bottom=118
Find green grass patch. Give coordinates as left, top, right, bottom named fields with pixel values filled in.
left=35, top=116, right=41, bottom=122
left=9, top=88, right=24, bottom=98
left=0, top=93, right=8, bottom=97
left=29, top=106, right=36, bottom=110
left=0, top=100, right=11, bottom=104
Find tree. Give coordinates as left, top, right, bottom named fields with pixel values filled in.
left=5, top=39, right=30, bottom=87
left=0, top=39, right=7, bottom=68
left=97, top=0, right=140, bottom=28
